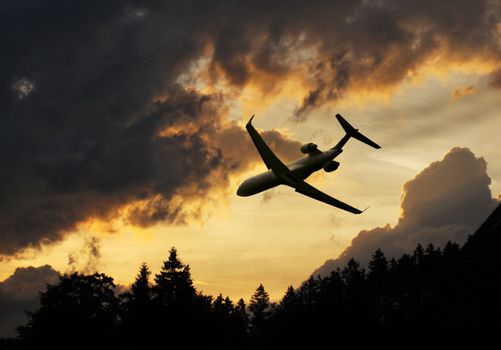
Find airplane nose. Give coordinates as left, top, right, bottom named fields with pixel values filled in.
left=237, top=181, right=251, bottom=197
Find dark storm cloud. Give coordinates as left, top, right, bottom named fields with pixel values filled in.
left=174, top=0, right=500, bottom=117
left=0, top=1, right=208, bottom=255
left=1, top=1, right=500, bottom=256
left=0, top=265, right=59, bottom=337
left=313, top=148, right=499, bottom=276
left=0, top=1, right=301, bottom=255
left=291, top=0, right=501, bottom=117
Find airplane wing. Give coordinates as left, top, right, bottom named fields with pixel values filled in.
left=246, top=116, right=290, bottom=177
left=292, top=180, right=363, bottom=214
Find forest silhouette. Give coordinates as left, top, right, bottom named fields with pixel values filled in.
left=1, top=204, right=500, bottom=350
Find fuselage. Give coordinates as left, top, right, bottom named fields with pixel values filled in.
left=237, top=148, right=342, bottom=196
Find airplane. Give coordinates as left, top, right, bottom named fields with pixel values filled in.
left=236, top=114, right=381, bottom=214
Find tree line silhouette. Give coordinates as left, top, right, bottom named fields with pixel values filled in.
left=2, top=204, right=500, bottom=349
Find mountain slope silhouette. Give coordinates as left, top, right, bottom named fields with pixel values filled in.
left=462, top=203, right=501, bottom=263
left=457, top=203, right=501, bottom=316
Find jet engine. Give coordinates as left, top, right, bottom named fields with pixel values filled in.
left=323, top=161, right=340, bottom=172
left=300, top=143, right=318, bottom=154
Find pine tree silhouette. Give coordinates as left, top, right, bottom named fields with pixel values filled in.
left=150, top=247, right=201, bottom=347
left=235, top=298, right=249, bottom=331
left=413, top=243, right=424, bottom=266
left=154, top=247, right=196, bottom=307
left=249, top=284, right=270, bottom=330
left=278, top=286, right=298, bottom=310
left=368, top=248, right=389, bottom=283
left=119, top=263, right=153, bottom=348
left=131, top=262, right=152, bottom=305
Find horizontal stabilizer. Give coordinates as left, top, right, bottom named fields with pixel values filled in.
left=335, top=114, right=381, bottom=149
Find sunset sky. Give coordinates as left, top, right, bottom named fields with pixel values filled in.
left=1, top=0, right=501, bottom=336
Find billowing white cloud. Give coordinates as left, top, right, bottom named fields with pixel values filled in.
left=314, top=147, right=499, bottom=276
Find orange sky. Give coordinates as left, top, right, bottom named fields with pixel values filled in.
left=4, top=3, right=501, bottom=341
left=2, top=63, right=500, bottom=301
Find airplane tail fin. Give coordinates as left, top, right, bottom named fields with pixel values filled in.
left=335, top=114, right=381, bottom=149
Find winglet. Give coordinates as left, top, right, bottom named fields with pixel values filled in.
left=247, top=115, right=255, bottom=126
left=244, top=114, right=290, bottom=176
left=361, top=206, right=370, bottom=213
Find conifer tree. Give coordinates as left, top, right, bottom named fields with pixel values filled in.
left=153, top=247, right=195, bottom=307
left=235, top=298, right=249, bottom=328
left=130, top=262, right=151, bottom=306
left=368, top=249, right=388, bottom=283
left=213, top=294, right=232, bottom=316
left=277, top=285, right=303, bottom=321
left=121, top=262, right=152, bottom=315
left=413, top=244, right=425, bottom=266
left=425, top=243, right=442, bottom=261
left=120, top=263, right=153, bottom=347
left=389, top=257, right=398, bottom=271
left=443, top=241, right=460, bottom=261
left=342, top=258, right=365, bottom=288
left=150, top=248, right=202, bottom=347
left=249, top=284, right=270, bottom=329
left=279, top=286, right=297, bottom=309
left=299, top=276, right=318, bottom=308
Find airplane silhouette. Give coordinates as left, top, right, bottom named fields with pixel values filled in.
left=237, top=114, right=381, bottom=214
